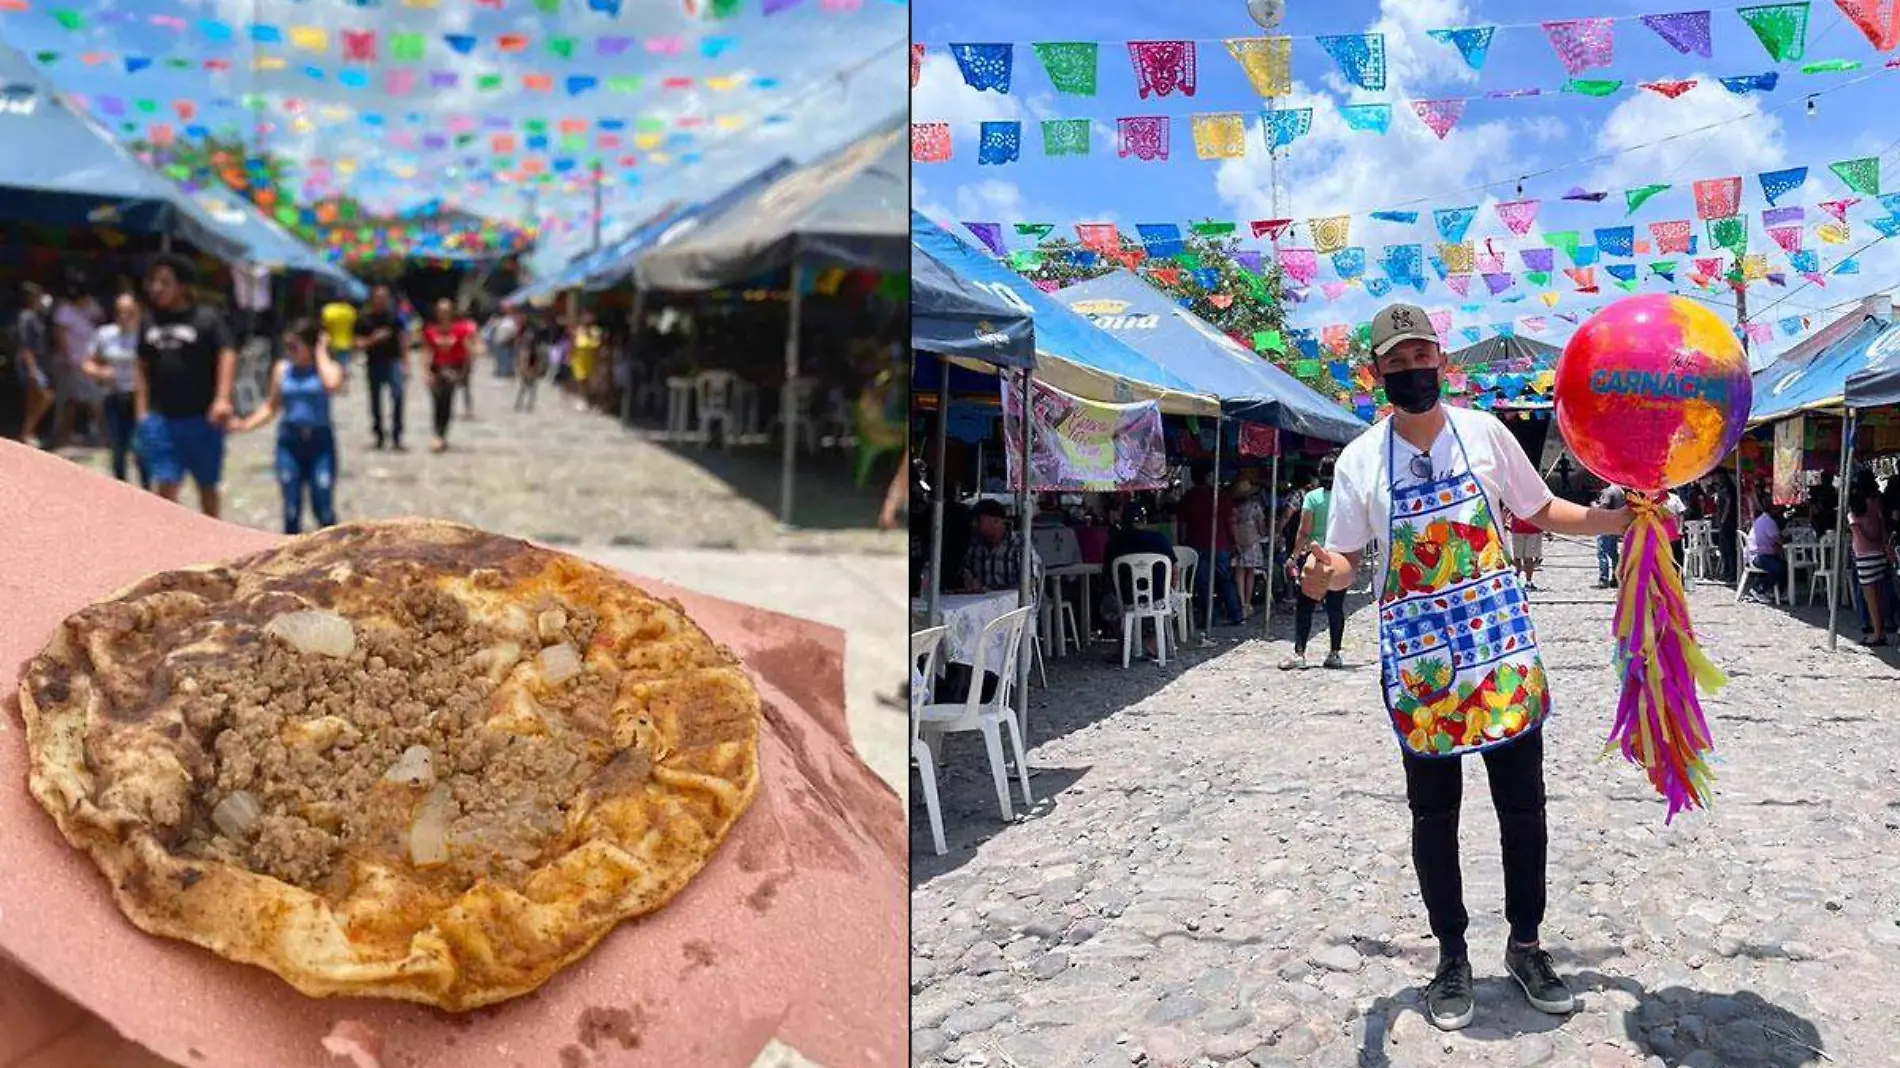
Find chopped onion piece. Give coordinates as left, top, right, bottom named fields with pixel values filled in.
left=265, top=610, right=356, bottom=658
left=537, top=608, right=567, bottom=642
left=538, top=643, right=582, bottom=685
left=382, top=745, right=434, bottom=787
left=409, top=785, right=451, bottom=868
left=212, top=790, right=262, bottom=840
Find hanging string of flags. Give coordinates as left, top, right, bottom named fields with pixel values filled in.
left=913, top=3, right=1898, bottom=98
left=3, top=0, right=898, bottom=29
left=912, top=64, right=1894, bottom=163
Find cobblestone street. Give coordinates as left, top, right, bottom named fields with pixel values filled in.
left=911, top=539, right=1900, bottom=1068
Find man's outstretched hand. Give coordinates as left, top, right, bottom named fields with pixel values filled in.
left=1299, top=544, right=1340, bottom=600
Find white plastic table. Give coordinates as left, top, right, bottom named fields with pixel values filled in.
left=910, top=590, right=1023, bottom=669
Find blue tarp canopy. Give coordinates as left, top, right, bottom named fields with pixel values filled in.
left=191, top=186, right=366, bottom=300
left=635, top=120, right=906, bottom=291
left=1751, top=315, right=1900, bottom=423
left=1058, top=271, right=1369, bottom=444
left=0, top=44, right=245, bottom=260
left=911, top=236, right=1033, bottom=369
left=504, top=202, right=684, bottom=305
left=572, top=159, right=797, bottom=294
left=1847, top=362, right=1900, bottom=410
left=912, top=213, right=1212, bottom=411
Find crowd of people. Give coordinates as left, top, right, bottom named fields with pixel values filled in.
left=8, top=257, right=623, bottom=536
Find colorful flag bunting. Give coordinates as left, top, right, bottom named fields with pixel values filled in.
left=911, top=122, right=951, bottom=162
left=1262, top=107, right=1312, bottom=148
left=1032, top=42, right=1097, bottom=95
left=1595, top=226, right=1635, bottom=256
left=1117, top=116, right=1169, bottom=160
left=1332, top=247, right=1365, bottom=278
left=1818, top=197, right=1859, bottom=220
left=1426, top=26, right=1495, bottom=71
left=1758, top=166, right=1808, bottom=205
left=978, top=121, right=1021, bottom=165
left=1493, top=199, right=1540, bottom=235
left=1719, top=72, right=1779, bottom=93
left=1641, top=10, right=1714, bottom=55
left=1817, top=220, right=1851, bottom=243
left=1830, top=156, right=1881, bottom=195
left=1310, top=215, right=1351, bottom=254
left=1278, top=248, right=1319, bottom=285
left=1640, top=79, right=1699, bottom=98
left=1736, top=3, right=1810, bottom=62
left=1625, top=184, right=1672, bottom=213
left=1692, top=176, right=1743, bottom=219
left=1542, top=18, right=1615, bottom=74
left=910, top=42, right=925, bottom=87
left=950, top=43, right=1012, bottom=93
left=1708, top=215, right=1748, bottom=255
left=1041, top=118, right=1090, bottom=156
left=1565, top=78, right=1623, bottom=96
left=1339, top=103, right=1391, bottom=133
left=1191, top=113, right=1247, bottom=159
left=1445, top=274, right=1472, bottom=296
left=1835, top=0, right=1900, bottom=50
left=1483, top=272, right=1515, bottom=295
left=1135, top=223, right=1184, bottom=258
left=1411, top=99, right=1465, bottom=139
left=1371, top=211, right=1419, bottom=224
left=1128, top=41, right=1195, bottom=98
left=1434, top=206, right=1477, bottom=243
left=1520, top=248, right=1556, bottom=272
left=1252, top=218, right=1293, bottom=240
left=1225, top=37, right=1291, bottom=97
left=1317, top=33, right=1386, bottom=90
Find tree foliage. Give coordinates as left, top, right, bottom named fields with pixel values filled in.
left=1013, top=233, right=1290, bottom=348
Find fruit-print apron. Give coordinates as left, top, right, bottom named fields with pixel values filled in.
left=1379, top=420, right=1550, bottom=759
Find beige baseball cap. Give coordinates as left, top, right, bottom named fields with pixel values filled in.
left=1370, top=302, right=1439, bottom=356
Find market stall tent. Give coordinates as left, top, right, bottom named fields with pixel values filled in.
left=911, top=238, right=1034, bottom=370
left=0, top=43, right=245, bottom=260
left=192, top=185, right=367, bottom=300
left=1057, top=270, right=1367, bottom=444
left=912, top=213, right=1211, bottom=411
left=634, top=119, right=905, bottom=291
left=1750, top=314, right=1900, bottom=424
left=580, top=158, right=798, bottom=292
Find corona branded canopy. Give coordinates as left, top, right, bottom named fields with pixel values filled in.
left=1059, top=270, right=1368, bottom=444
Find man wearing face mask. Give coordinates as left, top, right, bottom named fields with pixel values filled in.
left=1299, top=303, right=1631, bottom=1033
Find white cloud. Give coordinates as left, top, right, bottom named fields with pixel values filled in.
left=909, top=51, right=1026, bottom=131
left=1585, top=76, right=1790, bottom=191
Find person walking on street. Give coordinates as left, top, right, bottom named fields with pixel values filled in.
left=420, top=299, right=473, bottom=452
left=135, top=255, right=236, bottom=518
left=1283, top=456, right=1347, bottom=671
left=1299, top=302, right=1631, bottom=1033
left=82, top=293, right=146, bottom=486
left=1594, top=484, right=1626, bottom=588
left=1230, top=475, right=1267, bottom=618
left=514, top=315, right=551, bottom=412
left=13, top=282, right=56, bottom=445
left=231, top=319, right=344, bottom=534
left=358, top=285, right=405, bottom=451
left=488, top=306, right=522, bottom=380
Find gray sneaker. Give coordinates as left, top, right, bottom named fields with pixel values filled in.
left=1504, top=944, right=1576, bottom=1014
left=1322, top=651, right=1345, bottom=669
left=1279, top=652, right=1309, bottom=671
left=1425, top=957, right=1475, bottom=1031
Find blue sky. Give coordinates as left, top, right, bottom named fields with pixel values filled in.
left=0, top=0, right=906, bottom=271
left=912, top=0, right=1900, bottom=362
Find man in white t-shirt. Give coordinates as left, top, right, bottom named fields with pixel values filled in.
left=1299, top=303, right=1630, bottom=1033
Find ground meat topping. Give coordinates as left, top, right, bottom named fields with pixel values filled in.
left=75, top=568, right=650, bottom=897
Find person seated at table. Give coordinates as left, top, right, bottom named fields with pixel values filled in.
left=1743, top=504, right=1787, bottom=604
left=960, top=499, right=1041, bottom=593
left=1102, top=502, right=1175, bottom=660
left=1809, top=472, right=1839, bottom=537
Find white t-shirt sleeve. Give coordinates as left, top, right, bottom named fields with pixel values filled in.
left=1483, top=415, right=1555, bottom=518
left=1325, top=454, right=1374, bottom=554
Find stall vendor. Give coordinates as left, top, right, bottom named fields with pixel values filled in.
left=1298, top=302, right=1631, bottom=1034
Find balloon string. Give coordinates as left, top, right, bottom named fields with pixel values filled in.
left=1604, top=492, right=1726, bottom=822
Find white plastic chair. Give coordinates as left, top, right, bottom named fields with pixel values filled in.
left=1114, top=553, right=1174, bottom=669
left=917, top=607, right=1035, bottom=822
left=1809, top=532, right=1841, bottom=606
left=1682, top=521, right=1712, bottom=582
left=1035, top=528, right=1083, bottom=657
left=910, top=626, right=949, bottom=856
left=1172, top=546, right=1200, bottom=644
left=694, top=370, right=739, bottom=448
left=664, top=375, right=695, bottom=441
left=1735, top=530, right=1784, bottom=605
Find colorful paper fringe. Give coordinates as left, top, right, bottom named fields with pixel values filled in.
left=1606, top=494, right=1727, bottom=822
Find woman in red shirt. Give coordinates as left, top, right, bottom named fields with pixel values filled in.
left=420, top=298, right=474, bottom=452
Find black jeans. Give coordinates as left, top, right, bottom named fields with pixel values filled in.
left=1402, top=728, right=1547, bottom=962
left=1293, top=588, right=1346, bottom=655
left=366, top=360, right=403, bottom=445
left=102, top=391, right=146, bottom=486
left=429, top=370, right=457, bottom=440
left=1716, top=524, right=1738, bottom=581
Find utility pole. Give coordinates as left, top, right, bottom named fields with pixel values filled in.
left=1733, top=276, right=1750, bottom=362
left=591, top=160, right=604, bottom=254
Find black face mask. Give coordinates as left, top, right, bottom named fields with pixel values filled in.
left=1383, top=367, right=1441, bottom=415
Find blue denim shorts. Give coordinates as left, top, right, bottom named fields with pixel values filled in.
left=137, top=414, right=226, bottom=489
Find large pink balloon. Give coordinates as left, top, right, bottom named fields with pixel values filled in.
left=1554, top=295, right=1753, bottom=492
